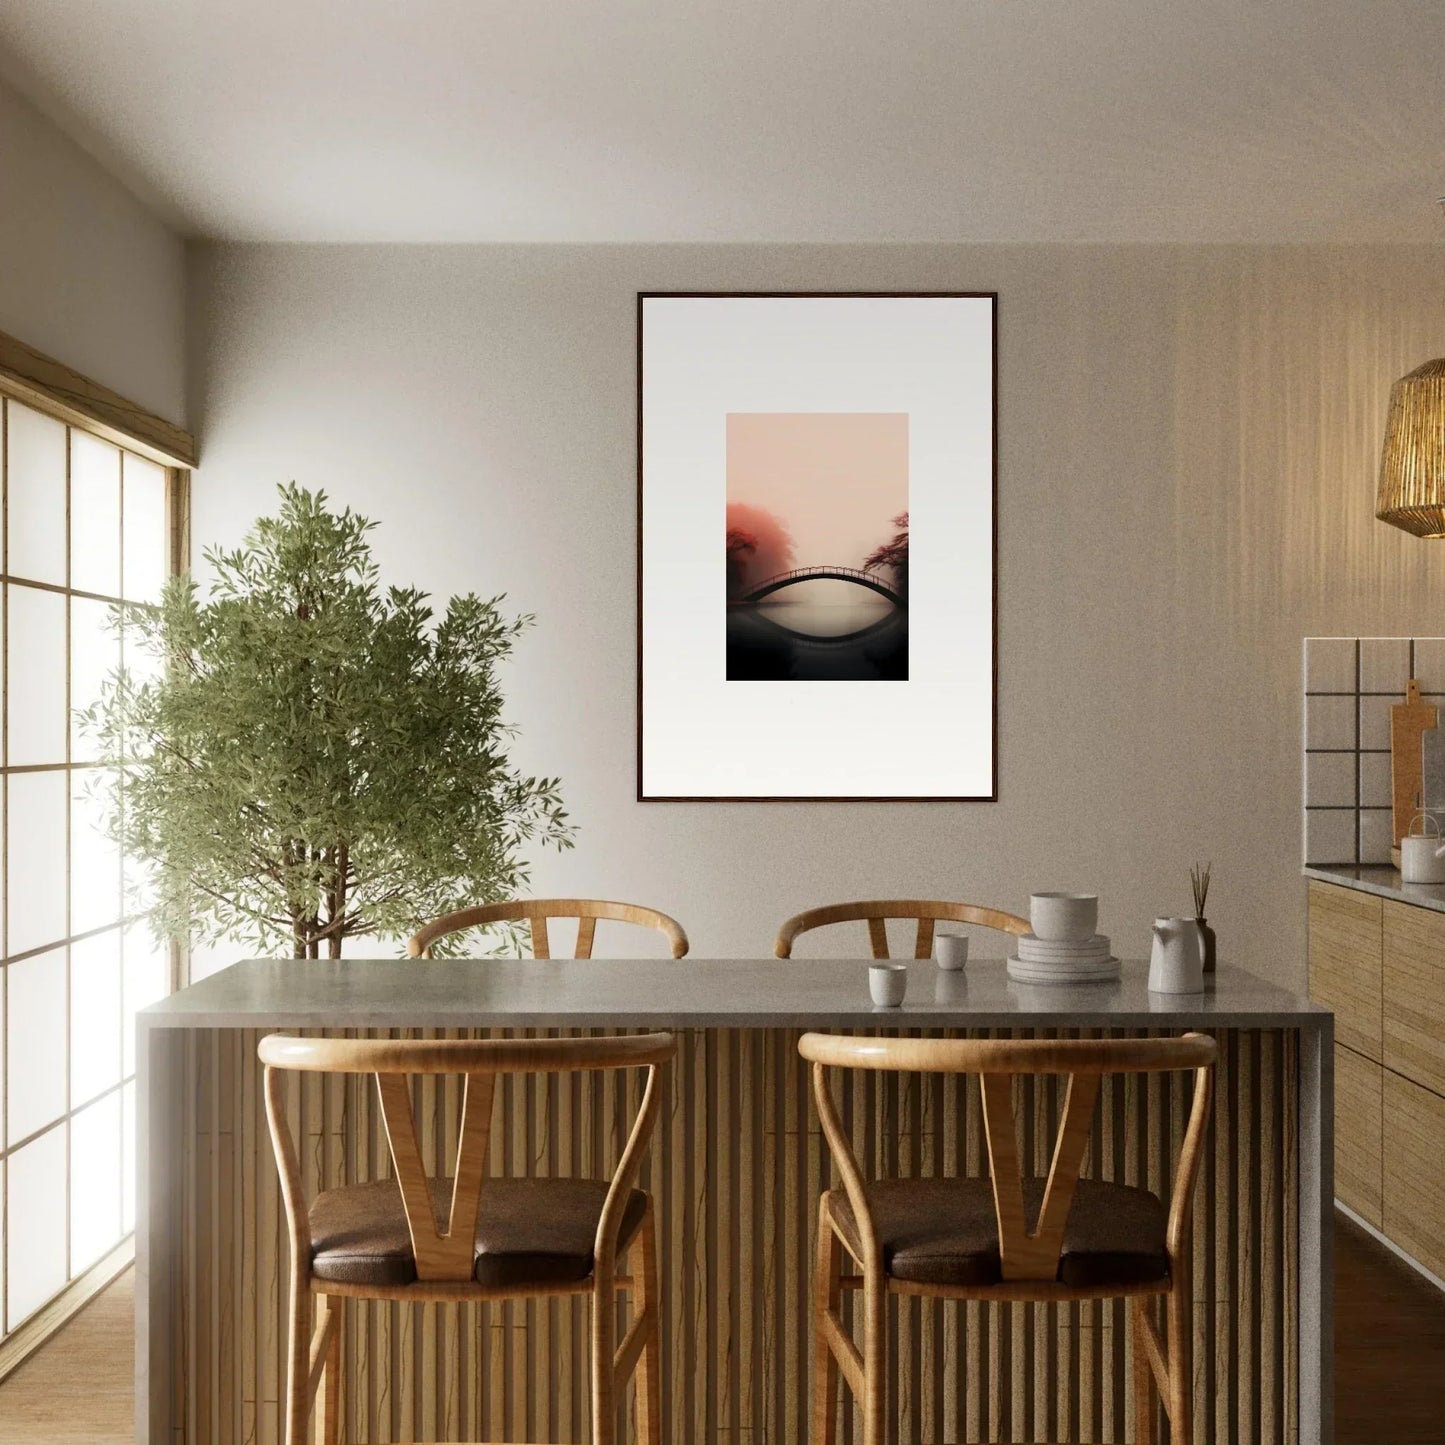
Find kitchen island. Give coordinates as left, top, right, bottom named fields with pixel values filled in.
left=137, top=958, right=1332, bottom=1444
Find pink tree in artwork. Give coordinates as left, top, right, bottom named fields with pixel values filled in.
left=864, top=511, right=909, bottom=599
left=725, top=502, right=796, bottom=599
left=726, top=527, right=757, bottom=600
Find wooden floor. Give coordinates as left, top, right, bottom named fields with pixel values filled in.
left=1333, top=1212, right=1445, bottom=1444
left=0, top=1217, right=1440, bottom=1441
left=0, top=1269, right=135, bottom=1443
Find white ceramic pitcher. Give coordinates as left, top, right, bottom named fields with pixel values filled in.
left=1148, top=917, right=1206, bottom=994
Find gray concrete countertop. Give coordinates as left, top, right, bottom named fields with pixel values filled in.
left=141, top=957, right=1326, bottom=1032
left=1304, top=863, right=1445, bottom=916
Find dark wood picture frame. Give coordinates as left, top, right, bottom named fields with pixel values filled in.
left=636, top=291, right=998, bottom=803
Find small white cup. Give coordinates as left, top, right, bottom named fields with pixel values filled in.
left=934, top=933, right=970, bottom=971
left=1030, top=892, right=1098, bottom=942
left=868, top=962, right=908, bottom=1007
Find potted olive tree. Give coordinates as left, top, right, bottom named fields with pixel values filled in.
left=82, top=484, right=573, bottom=958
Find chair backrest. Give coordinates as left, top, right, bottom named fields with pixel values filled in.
left=407, top=898, right=689, bottom=960
left=797, top=1032, right=1216, bottom=1282
left=259, top=1032, right=676, bottom=1284
left=774, top=899, right=1029, bottom=960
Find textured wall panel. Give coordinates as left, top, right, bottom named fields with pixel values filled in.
left=161, top=1026, right=1297, bottom=1444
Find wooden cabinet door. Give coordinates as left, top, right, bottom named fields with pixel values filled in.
left=1334, top=1044, right=1382, bottom=1227
left=1308, top=882, right=1382, bottom=1061
left=1383, top=1070, right=1445, bottom=1282
left=1384, top=899, right=1445, bottom=1097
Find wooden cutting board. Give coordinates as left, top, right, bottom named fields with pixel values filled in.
left=1392, top=679, right=1439, bottom=854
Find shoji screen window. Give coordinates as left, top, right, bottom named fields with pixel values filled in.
left=1, top=395, right=178, bottom=1345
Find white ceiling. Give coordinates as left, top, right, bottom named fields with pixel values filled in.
left=1, top=1, right=1443, bottom=244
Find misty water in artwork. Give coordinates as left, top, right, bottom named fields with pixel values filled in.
left=726, top=579, right=907, bottom=680
left=725, top=412, right=909, bottom=682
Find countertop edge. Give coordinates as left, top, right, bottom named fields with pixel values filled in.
left=1304, top=863, right=1445, bottom=914
left=140, top=1011, right=1328, bottom=1031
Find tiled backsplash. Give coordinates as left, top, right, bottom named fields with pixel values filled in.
left=1303, top=638, right=1445, bottom=865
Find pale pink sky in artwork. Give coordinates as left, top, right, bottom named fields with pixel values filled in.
left=726, top=412, right=908, bottom=570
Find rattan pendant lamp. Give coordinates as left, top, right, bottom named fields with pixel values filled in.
left=1377, top=357, right=1445, bottom=536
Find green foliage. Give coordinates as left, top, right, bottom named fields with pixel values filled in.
left=80, top=484, right=574, bottom=957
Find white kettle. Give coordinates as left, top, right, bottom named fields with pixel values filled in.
left=1403, top=813, right=1445, bottom=884
left=1148, top=917, right=1206, bottom=994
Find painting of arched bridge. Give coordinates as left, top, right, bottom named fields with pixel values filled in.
left=740, top=565, right=905, bottom=608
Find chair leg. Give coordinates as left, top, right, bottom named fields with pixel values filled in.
left=591, top=1266, right=618, bottom=1445
left=1131, top=1297, right=1156, bottom=1445
left=634, top=1203, right=662, bottom=1445
left=283, top=1268, right=311, bottom=1445
left=860, top=1261, right=887, bottom=1445
left=810, top=1200, right=843, bottom=1445
left=318, top=1296, right=341, bottom=1445
left=1166, top=1267, right=1193, bottom=1445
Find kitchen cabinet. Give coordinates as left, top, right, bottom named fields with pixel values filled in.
left=1307, top=875, right=1445, bottom=1283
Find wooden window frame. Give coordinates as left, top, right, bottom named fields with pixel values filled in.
left=0, top=325, right=194, bottom=1381
left=0, top=329, right=194, bottom=471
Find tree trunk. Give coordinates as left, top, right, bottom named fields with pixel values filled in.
left=325, top=842, right=347, bottom=959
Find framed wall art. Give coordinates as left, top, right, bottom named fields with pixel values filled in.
left=637, top=291, right=997, bottom=801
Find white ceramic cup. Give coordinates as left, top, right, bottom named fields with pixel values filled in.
left=868, top=962, right=908, bottom=1007
left=1030, top=891, right=1098, bottom=942
left=934, top=933, right=970, bottom=970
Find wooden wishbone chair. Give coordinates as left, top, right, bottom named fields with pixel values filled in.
left=798, top=1031, right=1217, bottom=1445
left=259, top=1031, right=676, bottom=1445
left=773, top=898, right=1029, bottom=960
left=408, top=898, right=689, bottom=960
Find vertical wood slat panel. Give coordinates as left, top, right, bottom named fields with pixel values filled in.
left=181, top=1030, right=199, bottom=1445
left=172, top=1025, right=1296, bottom=1444
left=239, top=1026, right=258, bottom=1445
left=1283, top=1032, right=1300, bottom=1445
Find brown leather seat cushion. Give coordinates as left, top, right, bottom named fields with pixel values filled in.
left=829, top=1177, right=1169, bottom=1289
left=309, top=1177, right=647, bottom=1289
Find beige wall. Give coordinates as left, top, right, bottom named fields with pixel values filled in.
left=0, top=75, right=186, bottom=423
left=186, top=243, right=1445, bottom=983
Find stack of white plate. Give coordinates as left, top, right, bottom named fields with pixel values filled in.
left=1006, top=932, right=1120, bottom=985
